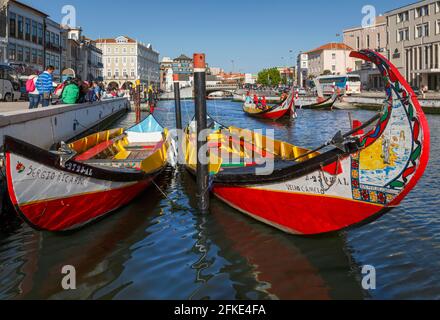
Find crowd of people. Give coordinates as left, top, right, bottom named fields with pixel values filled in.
left=25, top=66, right=159, bottom=109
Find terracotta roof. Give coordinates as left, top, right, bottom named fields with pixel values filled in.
left=95, top=36, right=136, bottom=43
left=306, top=43, right=354, bottom=54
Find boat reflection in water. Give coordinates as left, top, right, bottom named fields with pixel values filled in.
left=2, top=168, right=172, bottom=300
left=181, top=171, right=366, bottom=300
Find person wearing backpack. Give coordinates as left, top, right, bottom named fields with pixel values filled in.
left=26, top=75, right=40, bottom=109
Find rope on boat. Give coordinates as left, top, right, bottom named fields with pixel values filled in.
left=152, top=179, right=171, bottom=200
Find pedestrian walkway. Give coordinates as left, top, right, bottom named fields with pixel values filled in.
left=0, top=102, right=30, bottom=114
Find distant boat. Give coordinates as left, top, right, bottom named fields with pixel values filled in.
left=4, top=115, right=172, bottom=232
left=242, top=89, right=296, bottom=120
left=301, top=93, right=340, bottom=110
left=184, top=50, right=430, bottom=235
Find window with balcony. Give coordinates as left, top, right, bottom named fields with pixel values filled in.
left=123, top=69, right=127, bottom=77
left=131, top=69, right=135, bottom=77
left=397, top=11, right=409, bottom=22
left=17, top=16, right=23, bottom=39
left=25, top=18, right=31, bottom=41
left=9, top=13, right=16, bottom=38
left=415, top=5, right=429, bottom=18
left=115, top=69, right=119, bottom=78
left=416, top=23, right=429, bottom=38
left=107, top=69, right=112, bottom=77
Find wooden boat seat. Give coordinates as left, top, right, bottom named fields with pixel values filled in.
left=74, top=134, right=126, bottom=162
left=219, top=159, right=296, bottom=176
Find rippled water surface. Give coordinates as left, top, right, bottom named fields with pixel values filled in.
left=0, top=100, right=439, bottom=300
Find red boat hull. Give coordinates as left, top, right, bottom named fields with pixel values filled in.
left=7, top=163, right=152, bottom=232
left=259, top=108, right=290, bottom=120
left=213, top=185, right=384, bottom=235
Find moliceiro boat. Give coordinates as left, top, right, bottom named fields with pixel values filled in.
left=4, top=115, right=172, bottom=232
left=185, top=50, right=430, bottom=235
left=300, top=92, right=339, bottom=110
left=243, top=89, right=296, bottom=120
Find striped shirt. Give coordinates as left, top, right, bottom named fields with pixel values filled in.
left=36, top=71, right=54, bottom=94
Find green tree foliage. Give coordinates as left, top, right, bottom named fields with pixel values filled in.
left=257, top=68, right=282, bottom=86
left=322, top=70, right=332, bottom=76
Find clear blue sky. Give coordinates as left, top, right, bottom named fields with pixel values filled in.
left=22, top=0, right=412, bottom=73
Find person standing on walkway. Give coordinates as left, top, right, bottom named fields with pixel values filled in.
left=26, top=74, right=40, bottom=109
left=61, top=79, right=80, bottom=104
left=36, top=66, right=55, bottom=107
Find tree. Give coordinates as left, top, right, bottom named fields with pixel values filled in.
left=322, top=70, right=332, bottom=76
left=257, top=68, right=282, bottom=86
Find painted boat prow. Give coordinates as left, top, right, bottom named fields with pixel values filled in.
left=350, top=50, right=430, bottom=206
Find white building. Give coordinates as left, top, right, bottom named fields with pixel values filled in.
left=160, top=56, right=173, bottom=92
left=297, top=53, right=308, bottom=87
left=245, top=73, right=256, bottom=85
left=96, top=35, right=160, bottom=89
left=209, top=67, right=223, bottom=76
left=306, top=42, right=355, bottom=78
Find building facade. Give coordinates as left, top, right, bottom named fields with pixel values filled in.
left=5, top=0, right=47, bottom=76
left=297, top=53, right=309, bottom=88
left=160, top=56, right=173, bottom=92
left=44, top=18, right=61, bottom=80
left=0, top=0, right=7, bottom=64
left=306, top=43, right=355, bottom=78
left=387, top=0, right=440, bottom=90
left=277, top=66, right=295, bottom=85
left=96, top=36, right=159, bottom=89
left=343, top=16, right=387, bottom=90
left=173, top=54, right=193, bottom=75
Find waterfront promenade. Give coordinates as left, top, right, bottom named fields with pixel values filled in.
left=0, top=102, right=31, bottom=113
left=0, top=98, right=130, bottom=149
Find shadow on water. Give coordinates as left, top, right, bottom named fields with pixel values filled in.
left=180, top=170, right=366, bottom=300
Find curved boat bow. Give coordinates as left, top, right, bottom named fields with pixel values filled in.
left=186, top=50, right=430, bottom=235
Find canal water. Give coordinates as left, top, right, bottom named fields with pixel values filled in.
left=0, top=100, right=439, bottom=300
